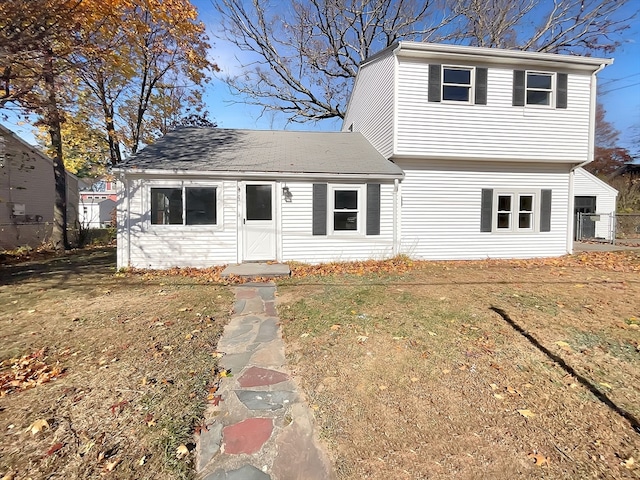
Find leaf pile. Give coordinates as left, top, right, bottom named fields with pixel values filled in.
left=0, top=349, right=64, bottom=396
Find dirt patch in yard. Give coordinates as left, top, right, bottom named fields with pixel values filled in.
left=0, top=248, right=233, bottom=479
left=278, top=252, right=640, bottom=479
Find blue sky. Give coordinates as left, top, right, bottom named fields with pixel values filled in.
left=4, top=1, right=639, bottom=155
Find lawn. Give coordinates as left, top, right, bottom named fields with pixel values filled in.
left=277, top=252, right=640, bottom=479
left=0, top=247, right=233, bottom=479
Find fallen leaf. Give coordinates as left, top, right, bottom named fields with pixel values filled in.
left=104, top=458, right=120, bottom=472
left=517, top=409, right=536, bottom=418
left=428, top=331, right=437, bottom=336
left=494, top=393, right=504, bottom=400
left=299, top=333, right=310, bottom=338
left=330, top=324, right=341, bottom=331
left=378, top=385, right=387, bottom=390
left=528, top=452, right=549, bottom=466
left=30, top=419, right=49, bottom=435
left=356, top=335, right=368, bottom=343
left=138, top=455, right=147, bottom=466
left=489, top=383, right=499, bottom=390
left=506, top=386, right=523, bottom=397
left=1, top=471, right=15, bottom=480
left=623, top=457, right=635, bottom=469
left=555, top=341, right=572, bottom=352
left=600, top=382, right=613, bottom=390
left=45, top=442, right=64, bottom=456
left=178, top=307, right=193, bottom=312
left=410, top=377, right=419, bottom=383
left=176, top=444, right=189, bottom=459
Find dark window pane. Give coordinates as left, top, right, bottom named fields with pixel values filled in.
left=151, top=188, right=182, bottom=225
left=497, top=212, right=511, bottom=229
left=443, top=85, right=470, bottom=101
left=335, top=190, right=357, bottom=209
left=497, top=195, right=511, bottom=211
left=444, top=68, right=471, bottom=84
left=527, top=73, right=552, bottom=89
left=334, top=212, right=358, bottom=230
left=186, top=188, right=216, bottom=225
left=527, top=90, right=550, bottom=105
left=519, top=213, right=532, bottom=229
left=519, top=195, right=533, bottom=212
left=246, top=185, right=272, bottom=220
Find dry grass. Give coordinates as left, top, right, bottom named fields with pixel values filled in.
left=0, top=248, right=233, bottom=479
left=277, top=252, right=640, bottom=479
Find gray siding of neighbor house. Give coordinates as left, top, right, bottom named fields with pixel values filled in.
left=0, top=129, right=78, bottom=249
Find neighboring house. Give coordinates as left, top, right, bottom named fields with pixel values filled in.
left=573, top=167, right=617, bottom=240
left=79, top=178, right=117, bottom=228
left=116, top=42, right=611, bottom=269
left=343, top=42, right=611, bottom=260
left=0, top=124, right=79, bottom=250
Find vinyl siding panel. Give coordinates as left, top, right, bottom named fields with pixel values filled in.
left=121, top=178, right=238, bottom=268
left=574, top=167, right=617, bottom=238
left=281, top=182, right=396, bottom=263
left=342, top=54, right=395, bottom=158
left=397, top=159, right=571, bottom=259
left=396, top=58, right=592, bottom=162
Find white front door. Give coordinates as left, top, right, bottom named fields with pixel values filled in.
left=242, top=182, right=277, bottom=261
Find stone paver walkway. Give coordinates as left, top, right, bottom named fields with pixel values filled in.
left=196, top=282, right=335, bottom=480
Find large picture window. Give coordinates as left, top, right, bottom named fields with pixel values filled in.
left=151, top=187, right=217, bottom=225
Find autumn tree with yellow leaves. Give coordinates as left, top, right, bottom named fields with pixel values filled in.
left=0, top=0, right=215, bottom=249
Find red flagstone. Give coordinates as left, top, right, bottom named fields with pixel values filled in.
left=238, top=366, right=289, bottom=387
left=223, top=418, right=273, bottom=454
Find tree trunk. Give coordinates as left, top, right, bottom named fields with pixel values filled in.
left=43, top=48, right=69, bottom=250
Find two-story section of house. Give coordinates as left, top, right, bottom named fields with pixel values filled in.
left=343, top=42, right=612, bottom=259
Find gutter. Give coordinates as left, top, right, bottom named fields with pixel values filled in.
left=113, top=168, right=404, bottom=181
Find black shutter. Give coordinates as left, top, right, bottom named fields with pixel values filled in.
left=556, top=73, right=568, bottom=109
left=540, top=189, right=552, bottom=232
left=428, top=64, right=441, bottom=102
left=480, top=189, right=493, bottom=232
left=475, top=67, right=488, bottom=105
left=312, top=183, right=327, bottom=235
left=366, top=184, right=381, bottom=236
left=513, top=70, right=525, bottom=106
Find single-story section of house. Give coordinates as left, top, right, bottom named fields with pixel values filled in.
left=573, top=167, right=618, bottom=240
left=115, top=128, right=404, bottom=269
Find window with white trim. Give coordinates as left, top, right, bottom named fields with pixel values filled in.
left=526, top=72, right=553, bottom=106
left=495, top=192, right=535, bottom=232
left=151, top=186, right=217, bottom=225
left=331, top=186, right=361, bottom=233
left=442, top=66, right=473, bottom=102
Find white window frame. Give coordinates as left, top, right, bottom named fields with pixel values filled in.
left=493, top=191, right=537, bottom=233
left=329, top=184, right=364, bottom=235
left=442, top=66, right=474, bottom=104
left=525, top=71, right=555, bottom=107
left=147, top=180, right=223, bottom=229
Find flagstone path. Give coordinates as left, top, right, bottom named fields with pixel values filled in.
left=196, top=283, right=336, bottom=480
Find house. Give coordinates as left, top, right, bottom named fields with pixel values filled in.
left=116, top=42, right=611, bottom=269
left=0, top=124, right=79, bottom=250
left=343, top=42, right=611, bottom=260
left=79, top=178, right=117, bottom=228
left=573, top=167, right=617, bottom=240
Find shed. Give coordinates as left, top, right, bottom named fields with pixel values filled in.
left=573, top=167, right=618, bottom=240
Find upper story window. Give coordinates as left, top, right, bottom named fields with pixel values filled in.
left=442, top=67, right=472, bottom=102
left=429, top=64, right=487, bottom=105
left=513, top=70, right=568, bottom=109
left=151, top=186, right=217, bottom=225
left=526, top=72, right=553, bottom=106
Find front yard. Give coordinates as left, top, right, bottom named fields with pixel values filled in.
left=1, top=248, right=638, bottom=479
left=278, top=253, right=640, bottom=479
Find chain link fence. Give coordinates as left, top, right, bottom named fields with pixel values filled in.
left=576, top=212, right=640, bottom=245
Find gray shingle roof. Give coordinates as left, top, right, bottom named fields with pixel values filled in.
left=119, top=128, right=403, bottom=177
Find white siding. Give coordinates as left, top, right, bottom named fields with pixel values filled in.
left=397, top=159, right=572, bottom=259
left=395, top=58, right=592, bottom=162
left=574, top=167, right=617, bottom=238
left=280, top=181, right=396, bottom=263
left=342, top=54, right=395, bottom=158
left=119, top=178, right=238, bottom=269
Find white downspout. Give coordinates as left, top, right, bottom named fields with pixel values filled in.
left=567, top=62, right=609, bottom=254
left=393, top=178, right=400, bottom=256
